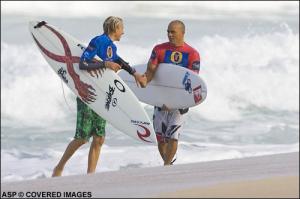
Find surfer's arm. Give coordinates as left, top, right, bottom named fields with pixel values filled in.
left=145, top=61, right=157, bottom=83
left=115, top=57, right=136, bottom=75
left=140, top=61, right=157, bottom=88
left=79, top=59, right=105, bottom=70
left=140, top=46, right=160, bottom=87
left=189, top=51, right=201, bottom=74
left=79, top=59, right=121, bottom=74
left=116, top=56, right=146, bottom=87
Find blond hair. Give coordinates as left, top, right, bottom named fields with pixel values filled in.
left=103, top=16, right=123, bottom=35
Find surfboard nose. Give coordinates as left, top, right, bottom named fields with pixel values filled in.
left=29, top=21, right=47, bottom=32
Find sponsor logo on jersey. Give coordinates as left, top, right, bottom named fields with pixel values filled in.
left=170, top=51, right=183, bottom=64
left=107, top=46, right=113, bottom=58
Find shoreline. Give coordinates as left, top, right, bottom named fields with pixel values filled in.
left=1, top=152, right=299, bottom=198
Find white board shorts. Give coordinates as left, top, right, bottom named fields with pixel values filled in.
left=153, top=107, right=184, bottom=142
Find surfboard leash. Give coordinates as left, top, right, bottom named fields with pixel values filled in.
left=170, top=154, right=177, bottom=165
left=60, top=79, right=75, bottom=113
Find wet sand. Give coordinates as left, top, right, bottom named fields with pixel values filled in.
left=1, top=152, right=299, bottom=198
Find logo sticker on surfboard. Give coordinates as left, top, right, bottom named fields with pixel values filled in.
left=193, top=85, right=202, bottom=104
left=131, top=120, right=153, bottom=143
left=57, top=67, right=68, bottom=83
left=135, top=124, right=152, bottom=143
left=105, top=80, right=126, bottom=110
left=105, top=85, right=116, bottom=110
left=182, top=72, right=192, bottom=93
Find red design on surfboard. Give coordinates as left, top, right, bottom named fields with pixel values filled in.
left=136, top=124, right=152, bottom=143
left=31, top=24, right=96, bottom=103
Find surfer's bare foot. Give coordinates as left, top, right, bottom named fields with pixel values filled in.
left=52, top=166, right=63, bottom=177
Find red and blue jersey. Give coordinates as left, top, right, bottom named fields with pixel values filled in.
left=81, top=33, right=119, bottom=62
left=149, top=42, right=200, bottom=73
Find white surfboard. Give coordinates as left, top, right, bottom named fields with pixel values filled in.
left=118, top=63, right=207, bottom=109
left=29, top=21, right=156, bottom=144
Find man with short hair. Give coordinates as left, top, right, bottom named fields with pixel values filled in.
left=140, top=20, right=201, bottom=165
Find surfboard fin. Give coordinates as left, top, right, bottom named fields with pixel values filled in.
left=34, top=21, right=47, bottom=29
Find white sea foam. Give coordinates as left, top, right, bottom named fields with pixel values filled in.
left=2, top=142, right=298, bottom=182
left=1, top=42, right=76, bottom=127
left=1, top=22, right=298, bottom=126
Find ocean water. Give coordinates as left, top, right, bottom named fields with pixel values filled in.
left=1, top=1, right=299, bottom=182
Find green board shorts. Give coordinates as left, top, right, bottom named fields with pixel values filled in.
left=74, top=97, right=106, bottom=141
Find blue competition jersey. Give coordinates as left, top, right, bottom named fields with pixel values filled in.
left=80, top=34, right=119, bottom=62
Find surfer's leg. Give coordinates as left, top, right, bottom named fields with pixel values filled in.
left=153, top=107, right=169, bottom=164
left=87, top=113, right=106, bottom=173
left=164, top=138, right=178, bottom=165
left=87, top=135, right=105, bottom=173
left=157, top=140, right=167, bottom=162
left=163, top=110, right=183, bottom=166
left=52, top=138, right=87, bottom=177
